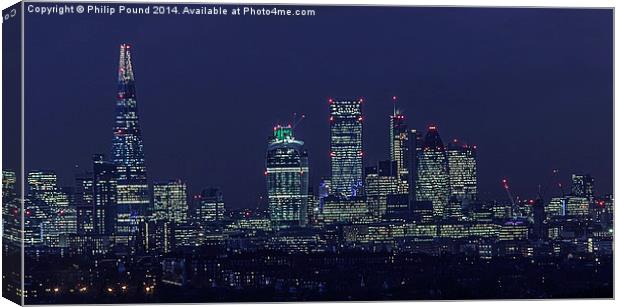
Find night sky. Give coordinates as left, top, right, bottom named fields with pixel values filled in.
left=24, top=5, right=613, bottom=209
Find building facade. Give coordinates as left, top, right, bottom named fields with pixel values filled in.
left=415, top=126, right=450, bottom=217
left=153, top=180, right=189, bottom=224
left=27, top=170, right=75, bottom=247
left=111, top=44, right=150, bottom=247
left=74, top=172, right=94, bottom=237
left=92, top=154, right=117, bottom=237
left=365, top=160, right=399, bottom=219
left=447, top=140, right=478, bottom=202
left=389, top=112, right=410, bottom=193
left=194, top=187, right=225, bottom=224
left=329, top=98, right=363, bottom=197
left=266, top=125, right=310, bottom=229
left=571, top=174, right=594, bottom=200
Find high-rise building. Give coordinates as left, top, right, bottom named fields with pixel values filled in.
left=153, top=180, right=189, bottom=224
left=447, top=140, right=478, bottom=202
left=92, top=154, right=117, bottom=236
left=138, top=219, right=174, bottom=256
left=407, top=129, right=422, bottom=204
left=74, top=172, right=94, bottom=237
left=111, top=44, right=150, bottom=247
left=329, top=98, right=363, bottom=197
left=194, top=187, right=225, bottom=224
left=389, top=111, right=410, bottom=193
left=571, top=174, right=594, bottom=200
left=27, top=171, right=75, bottom=247
left=266, top=125, right=310, bottom=229
left=415, top=126, right=450, bottom=217
left=364, top=160, right=399, bottom=219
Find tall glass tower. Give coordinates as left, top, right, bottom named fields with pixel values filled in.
left=111, top=44, right=149, bottom=248
left=266, top=125, right=310, bottom=229
left=329, top=98, right=363, bottom=197
left=447, top=140, right=478, bottom=202
left=415, top=126, right=450, bottom=217
left=390, top=111, right=410, bottom=193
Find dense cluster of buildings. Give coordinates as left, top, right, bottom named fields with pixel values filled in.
left=1, top=44, right=613, bottom=303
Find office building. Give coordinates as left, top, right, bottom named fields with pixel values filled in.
left=111, top=44, right=150, bottom=247
left=266, top=125, right=310, bottom=229
left=415, top=126, right=450, bottom=217
left=329, top=98, right=363, bottom=197
left=153, top=180, right=189, bottom=224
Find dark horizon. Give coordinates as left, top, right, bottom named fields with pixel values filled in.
left=23, top=5, right=613, bottom=209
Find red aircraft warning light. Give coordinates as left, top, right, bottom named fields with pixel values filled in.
left=502, top=179, right=510, bottom=189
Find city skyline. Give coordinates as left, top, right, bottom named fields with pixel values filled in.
left=23, top=6, right=613, bottom=209
left=4, top=4, right=613, bottom=304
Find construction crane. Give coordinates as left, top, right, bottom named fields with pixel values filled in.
left=501, top=178, right=520, bottom=218
left=292, top=112, right=306, bottom=130
left=537, top=169, right=564, bottom=200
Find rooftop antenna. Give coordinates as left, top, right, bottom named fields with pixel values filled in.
left=392, top=96, right=398, bottom=116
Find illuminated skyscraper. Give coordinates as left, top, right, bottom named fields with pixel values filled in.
left=266, top=125, right=310, bottom=229
left=571, top=174, right=594, bottom=200
left=92, top=154, right=117, bottom=237
left=389, top=109, right=410, bottom=193
left=329, top=98, right=363, bottom=197
left=111, top=44, right=150, bottom=247
left=415, top=126, right=450, bottom=217
left=447, top=140, right=478, bottom=202
left=153, top=180, right=188, bottom=224
left=194, top=187, right=225, bottom=224
left=74, top=172, right=94, bottom=236
left=407, top=129, right=422, bottom=204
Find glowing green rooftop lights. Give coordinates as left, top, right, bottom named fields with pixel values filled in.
left=274, top=125, right=293, bottom=141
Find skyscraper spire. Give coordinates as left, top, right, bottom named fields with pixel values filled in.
left=118, top=44, right=134, bottom=82
left=111, top=43, right=149, bottom=251
left=392, top=96, right=397, bottom=117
